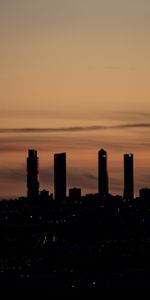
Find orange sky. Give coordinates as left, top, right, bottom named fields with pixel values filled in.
left=0, top=0, right=150, bottom=198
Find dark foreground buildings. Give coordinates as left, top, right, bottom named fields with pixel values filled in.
left=0, top=148, right=150, bottom=288
left=98, top=149, right=109, bottom=197
left=54, top=152, right=66, bottom=200
left=69, top=187, right=81, bottom=201
left=1, top=190, right=150, bottom=288
left=26, top=149, right=136, bottom=202
left=27, top=149, right=39, bottom=199
left=123, top=153, right=134, bottom=200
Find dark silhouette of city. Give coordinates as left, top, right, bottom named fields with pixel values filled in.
left=98, top=149, right=109, bottom=197
left=0, top=148, right=150, bottom=289
left=27, top=149, right=39, bottom=199
left=123, top=153, right=134, bottom=201
left=54, top=152, right=67, bottom=200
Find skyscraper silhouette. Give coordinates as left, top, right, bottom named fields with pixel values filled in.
left=123, top=153, right=134, bottom=200
left=27, top=149, right=39, bottom=199
left=98, top=149, right=109, bottom=197
left=54, top=153, right=66, bottom=200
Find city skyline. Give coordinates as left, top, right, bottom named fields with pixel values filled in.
left=1, top=0, right=150, bottom=290
left=3, top=147, right=148, bottom=200
left=0, top=0, right=150, bottom=198
left=0, top=141, right=149, bottom=199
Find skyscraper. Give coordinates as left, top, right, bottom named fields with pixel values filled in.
left=54, top=152, right=66, bottom=200
left=27, top=149, right=39, bottom=199
left=98, top=149, right=109, bottom=197
left=123, top=153, right=134, bottom=200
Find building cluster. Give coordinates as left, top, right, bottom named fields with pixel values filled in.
left=27, top=149, right=134, bottom=201
left=0, top=149, right=149, bottom=289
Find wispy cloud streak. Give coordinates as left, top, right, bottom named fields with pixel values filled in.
left=0, top=123, right=150, bottom=134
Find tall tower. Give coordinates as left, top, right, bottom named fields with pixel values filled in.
left=123, top=153, right=134, bottom=200
left=27, top=149, right=39, bottom=199
left=98, top=149, right=109, bottom=197
left=54, top=152, right=66, bottom=200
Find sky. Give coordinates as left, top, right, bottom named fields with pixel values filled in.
left=0, top=0, right=150, bottom=198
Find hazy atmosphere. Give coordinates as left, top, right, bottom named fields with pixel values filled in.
left=0, top=0, right=150, bottom=198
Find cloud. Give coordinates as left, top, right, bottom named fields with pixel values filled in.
left=0, top=167, right=25, bottom=182
left=0, top=126, right=105, bottom=133
left=0, top=127, right=150, bottom=154
left=84, top=173, right=97, bottom=181
left=67, top=170, right=98, bottom=190
left=0, top=165, right=98, bottom=197
left=117, top=123, right=150, bottom=129
left=0, top=123, right=150, bottom=134
left=121, top=111, right=150, bottom=118
left=0, top=109, right=150, bottom=124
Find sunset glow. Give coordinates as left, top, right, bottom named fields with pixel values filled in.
left=0, top=0, right=150, bottom=198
